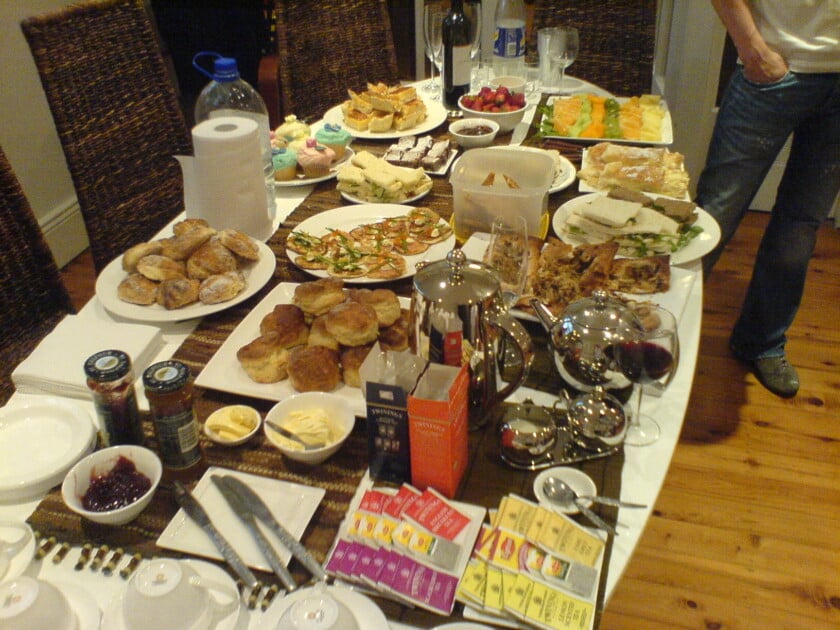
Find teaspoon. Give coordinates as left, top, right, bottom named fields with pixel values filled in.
left=542, top=476, right=618, bottom=536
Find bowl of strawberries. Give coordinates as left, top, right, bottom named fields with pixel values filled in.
left=458, top=86, right=527, bottom=133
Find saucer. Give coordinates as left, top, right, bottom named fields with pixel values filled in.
left=533, top=467, right=597, bottom=514
left=99, top=559, right=243, bottom=630
left=258, top=585, right=389, bottom=630
left=52, top=581, right=101, bottom=630
left=0, top=521, right=35, bottom=583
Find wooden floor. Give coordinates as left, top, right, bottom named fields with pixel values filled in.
left=60, top=211, right=840, bottom=629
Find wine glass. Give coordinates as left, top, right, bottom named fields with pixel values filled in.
left=483, top=215, right=529, bottom=310
left=614, top=304, right=679, bottom=446
left=550, top=27, right=579, bottom=93
left=464, top=0, right=482, bottom=61
left=423, top=7, right=445, bottom=97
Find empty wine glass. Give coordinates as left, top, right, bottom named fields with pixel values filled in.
left=423, top=6, right=446, bottom=95
left=550, top=27, right=579, bottom=93
left=484, top=215, right=529, bottom=310
left=614, top=304, right=680, bottom=446
left=465, top=0, right=482, bottom=61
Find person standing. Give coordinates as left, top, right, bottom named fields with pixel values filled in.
left=696, top=0, right=840, bottom=398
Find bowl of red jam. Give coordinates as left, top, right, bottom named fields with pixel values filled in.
left=61, top=445, right=161, bottom=525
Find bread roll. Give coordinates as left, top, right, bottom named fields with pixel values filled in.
left=288, top=345, right=341, bottom=392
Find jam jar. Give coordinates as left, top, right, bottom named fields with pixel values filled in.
left=142, top=360, right=202, bottom=472
left=84, top=349, right=144, bottom=446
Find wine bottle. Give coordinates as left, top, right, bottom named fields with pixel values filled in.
left=443, top=0, right=472, bottom=108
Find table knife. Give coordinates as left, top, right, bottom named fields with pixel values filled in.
left=210, top=474, right=297, bottom=592
left=219, top=474, right=328, bottom=582
left=172, top=480, right=259, bottom=589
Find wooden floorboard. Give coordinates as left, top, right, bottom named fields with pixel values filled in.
left=59, top=211, right=840, bottom=629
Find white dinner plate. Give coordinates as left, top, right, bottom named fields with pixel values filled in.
left=577, top=147, right=691, bottom=200
left=194, top=283, right=411, bottom=415
left=157, top=467, right=324, bottom=573
left=459, top=233, right=697, bottom=324
left=0, top=398, right=96, bottom=502
left=486, top=145, right=577, bottom=193
left=275, top=147, right=355, bottom=187
left=533, top=467, right=597, bottom=515
left=258, top=585, right=389, bottom=630
left=287, top=204, right=455, bottom=284
left=340, top=186, right=431, bottom=205
left=100, top=559, right=243, bottom=630
left=543, top=95, right=674, bottom=146
left=552, top=192, right=721, bottom=265
left=321, top=94, right=449, bottom=140
left=95, top=239, right=277, bottom=322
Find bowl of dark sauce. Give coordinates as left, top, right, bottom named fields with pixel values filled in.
left=449, top=117, right=500, bottom=148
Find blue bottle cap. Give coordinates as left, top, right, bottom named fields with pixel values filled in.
left=192, top=51, right=240, bottom=82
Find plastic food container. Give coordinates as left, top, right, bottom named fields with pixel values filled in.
left=450, top=147, right=555, bottom=241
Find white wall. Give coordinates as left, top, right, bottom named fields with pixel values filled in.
left=0, top=1, right=86, bottom=267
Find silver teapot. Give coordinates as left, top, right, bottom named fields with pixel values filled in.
left=565, top=386, right=627, bottom=453
left=410, top=249, right=534, bottom=427
left=531, top=290, right=639, bottom=397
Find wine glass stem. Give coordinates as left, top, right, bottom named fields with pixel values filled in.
left=630, top=383, right=644, bottom=431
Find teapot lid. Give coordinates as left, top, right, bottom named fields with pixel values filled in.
left=413, top=248, right=500, bottom=305
left=561, top=290, right=639, bottom=334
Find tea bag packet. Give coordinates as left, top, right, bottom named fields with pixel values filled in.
left=391, top=520, right=461, bottom=572
left=428, top=304, right=463, bottom=367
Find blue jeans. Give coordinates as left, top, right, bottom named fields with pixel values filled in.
left=696, top=67, right=840, bottom=360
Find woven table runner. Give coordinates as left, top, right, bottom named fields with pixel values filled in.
left=27, top=126, right=622, bottom=626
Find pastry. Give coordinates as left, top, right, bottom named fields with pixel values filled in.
left=122, top=241, right=163, bottom=273
left=377, top=309, right=410, bottom=352
left=159, top=225, right=216, bottom=261
left=198, top=270, right=246, bottom=304
left=117, top=273, right=158, bottom=305
left=293, top=277, right=346, bottom=317
left=156, top=276, right=200, bottom=309
left=297, top=138, right=335, bottom=178
left=314, top=123, right=352, bottom=159
left=307, top=315, right=340, bottom=351
left=340, top=344, right=374, bottom=388
left=272, top=147, right=298, bottom=181
left=345, top=288, right=401, bottom=327
left=136, top=254, right=186, bottom=281
left=217, top=228, right=260, bottom=261
left=259, top=304, right=309, bottom=347
left=287, top=345, right=341, bottom=392
left=324, top=301, right=379, bottom=347
left=172, top=218, right=211, bottom=237
left=186, top=237, right=238, bottom=280
left=237, top=332, right=290, bottom=383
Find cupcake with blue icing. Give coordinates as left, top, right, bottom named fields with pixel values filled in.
left=315, top=123, right=352, bottom=159
left=272, top=147, right=298, bottom=182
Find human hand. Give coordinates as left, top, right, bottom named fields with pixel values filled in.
left=741, top=46, right=788, bottom=84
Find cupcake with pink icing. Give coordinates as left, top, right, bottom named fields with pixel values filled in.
left=297, top=138, right=335, bottom=178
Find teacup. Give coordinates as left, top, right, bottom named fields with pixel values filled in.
left=490, top=75, right=527, bottom=95
left=122, top=559, right=239, bottom=630
left=0, top=576, right=77, bottom=630
left=279, top=586, right=359, bottom=630
left=0, top=521, right=32, bottom=581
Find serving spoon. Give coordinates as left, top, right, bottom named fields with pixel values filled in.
left=542, top=476, right=618, bottom=536
left=265, top=419, right=325, bottom=451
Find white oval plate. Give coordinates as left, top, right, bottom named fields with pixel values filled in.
left=552, top=192, right=721, bottom=265
left=275, top=147, right=355, bottom=187
left=321, top=94, right=449, bottom=140
left=533, top=467, right=597, bottom=515
left=287, top=204, right=454, bottom=284
left=0, top=398, right=95, bottom=502
left=258, top=585, right=389, bottom=630
left=340, top=186, right=431, bottom=205
left=95, top=239, right=276, bottom=323
left=100, top=559, right=243, bottom=630
left=486, top=145, right=577, bottom=193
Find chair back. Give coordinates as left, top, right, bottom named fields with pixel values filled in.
left=22, top=0, right=193, bottom=273
left=530, top=0, right=657, bottom=96
left=0, top=145, right=74, bottom=405
left=272, top=0, right=401, bottom=122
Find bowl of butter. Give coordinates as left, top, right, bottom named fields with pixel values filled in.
left=203, top=405, right=261, bottom=446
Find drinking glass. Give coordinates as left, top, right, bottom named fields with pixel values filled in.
left=465, top=0, right=483, bottom=60
left=551, top=27, right=579, bottom=93
left=423, top=6, right=445, bottom=95
left=614, top=304, right=680, bottom=446
left=484, top=215, right=530, bottom=310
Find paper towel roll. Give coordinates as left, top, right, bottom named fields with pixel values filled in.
left=180, top=116, right=272, bottom=240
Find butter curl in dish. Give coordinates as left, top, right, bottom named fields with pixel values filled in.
left=203, top=405, right=261, bottom=446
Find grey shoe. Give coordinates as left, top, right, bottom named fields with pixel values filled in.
left=751, top=356, right=800, bottom=398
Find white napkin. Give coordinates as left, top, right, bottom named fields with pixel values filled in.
left=11, top=314, right=164, bottom=399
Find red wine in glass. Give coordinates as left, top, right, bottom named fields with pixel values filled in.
left=615, top=341, right=675, bottom=385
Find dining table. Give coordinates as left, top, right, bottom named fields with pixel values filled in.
left=0, top=77, right=703, bottom=630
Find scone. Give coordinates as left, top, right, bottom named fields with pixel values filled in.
left=293, top=277, right=346, bottom=317
left=122, top=241, right=163, bottom=273
left=237, top=332, right=290, bottom=383
left=187, top=237, right=238, bottom=280
left=307, top=315, right=340, bottom=351
left=117, top=273, right=158, bottom=305
left=136, top=255, right=186, bottom=281
left=259, top=304, right=309, bottom=347
left=198, top=270, right=246, bottom=304
left=340, top=344, right=374, bottom=388
left=287, top=345, right=341, bottom=392
left=377, top=308, right=410, bottom=352
left=156, top=276, right=200, bottom=309
left=324, top=301, right=379, bottom=347
left=345, top=288, right=401, bottom=327
left=218, top=228, right=260, bottom=261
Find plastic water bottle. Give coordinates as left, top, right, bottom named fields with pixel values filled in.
left=193, top=52, right=276, bottom=220
left=493, top=0, right=526, bottom=76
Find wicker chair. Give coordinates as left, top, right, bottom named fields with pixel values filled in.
left=21, top=0, right=193, bottom=273
left=258, top=0, right=401, bottom=126
left=530, top=0, right=657, bottom=96
left=0, top=145, right=74, bottom=406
